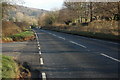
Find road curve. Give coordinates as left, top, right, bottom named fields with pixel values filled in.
left=34, top=28, right=120, bottom=79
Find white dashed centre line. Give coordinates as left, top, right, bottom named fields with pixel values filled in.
left=70, top=41, right=87, bottom=48
left=42, top=72, right=46, bottom=80
left=52, top=34, right=57, bottom=36
left=58, top=36, right=66, bottom=40
left=38, top=47, right=41, bottom=50
left=40, top=58, right=44, bottom=65
left=39, top=51, right=41, bottom=54
left=101, top=53, right=120, bottom=62
left=47, top=32, right=66, bottom=40
left=48, top=32, right=52, bottom=34
left=38, top=44, right=40, bottom=47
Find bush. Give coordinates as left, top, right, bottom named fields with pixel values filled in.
left=31, top=25, right=37, bottom=28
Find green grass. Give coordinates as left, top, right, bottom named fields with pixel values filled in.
left=11, top=31, right=34, bottom=38
left=9, top=31, right=34, bottom=41
left=2, top=55, right=19, bottom=78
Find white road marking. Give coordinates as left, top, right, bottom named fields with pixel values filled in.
left=36, top=36, right=38, bottom=39
left=70, top=41, right=87, bottom=48
left=33, top=31, right=43, bottom=58
left=58, top=36, right=65, bottom=40
left=52, top=34, right=57, bottom=36
left=34, top=32, right=40, bottom=48
left=50, top=33, right=54, bottom=35
left=43, top=31, right=64, bottom=39
left=42, top=72, right=46, bottom=80
left=101, top=53, right=120, bottom=62
left=39, top=51, right=41, bottom=54
left=36, top=35, right=39, bottom=42
left=46, top=32, right=66, bottom=40
left=38, top=44, right=40, bottom=47
left=38, top=47, right=41, bottom=50
left=40, top=58, right=44, bottom=65
left=48, top=32, right=52, bottom=34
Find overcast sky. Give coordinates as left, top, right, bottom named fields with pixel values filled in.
left=23, top=0, right=64, bottom=10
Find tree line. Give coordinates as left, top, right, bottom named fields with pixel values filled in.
left=38, top=1, right=120, bottom=27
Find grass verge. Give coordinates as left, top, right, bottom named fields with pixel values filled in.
left=1, top=55, right=31, bottom=79
left=10, top=30, right=34, bottom=41
left=2, top=55, right=20, bottom=78
left=43, top=28, right=120, bottom=42
left=2, top=30, right=35, bottom=42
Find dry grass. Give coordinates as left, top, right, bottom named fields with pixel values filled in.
left=2, top=21, right=35, bottom=42
left=2, top=21, right=22, bottom=36
left=85, top=20, right=119, bottom=35
left=43, top=20, right=119, bottom=41
left=52, top=20, right=119, bottom=36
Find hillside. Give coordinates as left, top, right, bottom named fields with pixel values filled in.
left=2, top=3, right=48, bottom=40
left=8, top=5, right=48, bottom=19
left=16, top=5, right=48, bottom=18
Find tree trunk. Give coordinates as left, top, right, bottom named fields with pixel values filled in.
left=90, top=2, right=93, bottom=22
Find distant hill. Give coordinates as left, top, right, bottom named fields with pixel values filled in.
left=16, top=5, right=48, bottom=18
left=8, top=5, right=48, bottom=19
left=2, top=4, right=48, bottom=38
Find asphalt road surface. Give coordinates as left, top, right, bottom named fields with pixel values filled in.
left=2, top=28, right=120, bottom=79
left=2, top=40, right=41, bottom=78
left=34, top=28, right=120, bottom=79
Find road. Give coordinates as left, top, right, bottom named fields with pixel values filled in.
left=2, top=40, right=41, bottom=78
left=2, top=28, right=120, bottom=79
left=34, top=28, right=120, bottom=79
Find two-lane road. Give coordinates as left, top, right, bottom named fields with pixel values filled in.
left=34, top=28, right=120, bottom=79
